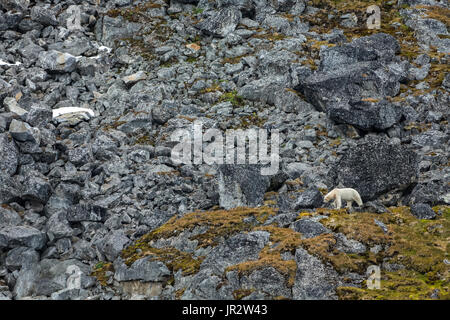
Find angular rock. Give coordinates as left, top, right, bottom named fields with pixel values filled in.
left=328, top=100, right=402, bottom=131
left=195, top=7, right=241, bottom=38
left=37, top=50, right=77, bottom=73
left=274, top=88, right=315, bottom=113
left=293, top=188, right=324, bottom=210
left=96, top=230, right=130, bottom=261
left=0, top=11, right=23, bottom=30
left=292, top=248, right=339, bottom=300
left=68, top=145, right=93, bottom=166
left=26, top=105, right=52, bottom=127
left=3, top=97, right=27, bottom=116
left=66, top=204, right=107, bottom=222
left=200, top=231, right=270, bottom=274
left=117, top=111, right=152, bottom=134
left=114, top=257, right=171, bottom=282
left=296, top=61, right=401, bottom=112
left=6, top=247, right=40, bottom=271
left=99, top=16, right=142, bottom=47
left=21, top=171, right=52, bottom=204
left=0, top=226, right=47, bottom=250
left=291, top=218, right=329, bottom=239
left=410, top=203, right=436, bottom=220
left=0, top=205, right=21, bottom=226
left=122, top=71, right=147, bottom=85
left=0, top=132, right=19, bottom=176
left=9, top=119, right=40, bottom=143
left=319, top=33, right=400, bottom=72
left=218, top=164, right=270, bottom=209
left=46, top=213, right=73, bottom=241
left=30, top=6, right=58, bottom=26
left=335, top=139, right=418, bottom=201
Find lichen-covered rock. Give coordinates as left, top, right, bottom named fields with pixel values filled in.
left=195, top=7, right=242, bottom=38
left=335, top=139, right=418, bottom=201
left=21, top=170, right=52, bottom=204
left=296, top=61, right=401, bottom=112
left=37, top=50, right=77, bottom=73
left=292, top=188, right=324, bottom=210
left=200, top=231, right=270, bottom=274
left=318, top=33, right=400, bottom=72
left=30, top=6, right=58, bottom=26
left=328, top=100, right=402, bottom=131
left=292, top=248, right=339, bottom=300
left=0, top=172, right=21, bottom=204
left=5, top=247, right=40, bottom=271
left=291, top=218, right=330, bottom=239
left=114, top=257, right=171, bottom=282
left=96, top=230, right=130, bottom=262
left=0, top=226, right=47, bottom=250
left=410, top=203, right=436, bottom=220
left=66, top=204, right=107, bottom=222
left=0, top=132, right=19, bottom=176
left=218, top=164, right=270, bottom=209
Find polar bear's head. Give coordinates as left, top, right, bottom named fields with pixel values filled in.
left=323, top=190, right=335, bottom=202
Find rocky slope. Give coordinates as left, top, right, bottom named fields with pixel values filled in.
left=0, top=0, right=448, bottom=300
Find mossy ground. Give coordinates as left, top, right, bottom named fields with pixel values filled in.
left=324, top=205, right=450, bottom=299
left=93, top=205, right=449, bottom=299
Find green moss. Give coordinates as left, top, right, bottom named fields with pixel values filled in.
left=233, top=289, right=256, bottom=300
left=218, top=90, right=244, bottom=107
left=106, top=1, right=164, bottom=23
left=114, top=202, right=449, bottom=299
left=186, top=56, right=198, bottom=63
left=192, top=7, right=204, bottom=15
left=91, top=262, right=114, bottom=286
left=322, top=205, right=450, bottom=299
left=338, top=269, right=449, bottom=300
left=226, top=225, right=302, bottom=287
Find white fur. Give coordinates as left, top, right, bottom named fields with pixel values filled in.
left=52, top=107, right=95, bottom=118
left=324, top=188, right=363, bottom=209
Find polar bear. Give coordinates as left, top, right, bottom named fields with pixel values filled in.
left=324, top=188, right=363, bottom=209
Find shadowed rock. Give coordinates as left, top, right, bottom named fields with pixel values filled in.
left=335, top=139, right=418, bottom=201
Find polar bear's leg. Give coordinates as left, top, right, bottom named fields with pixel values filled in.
left=346, top=201, right=353, bottom=210
left=335, top=195, right=342, bottom=209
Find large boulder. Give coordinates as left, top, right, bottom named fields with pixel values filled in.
left=293, top=188, right=324, bottom=210
left=200, top=231, right=270, bottom=274
left=291, top=218, right=330, bottom=239
left=65, top=203, right=107, bottom=222
left=96, top=230, right=130, bottom=262
left=410, top=203, right=436, bottom=220
left=295, top=61, right=401, bottom=112
left=21, top=170, right=52, bottom=204
left=37, top=50, right=77, bottom=73
left=0, top=226, right=47, bottom=250
left=295, top=33, right=405, bottom=132
left=335, top=139, right=418, bottom=201
left=195, top=7, right=241, bottom=38
left=328, top=100, right=402, bottom=131
left=318, top=33, right=400, bottom=72
left=218, top=164, right=270, bottom=209
left=292, top=248, right=339, bottom=300
left=98, top=16, right=142, bottom=47
left=114, top=257, right=171, bottom=282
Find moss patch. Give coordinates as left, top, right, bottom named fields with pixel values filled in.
left=226, top=225, right=302, bottom=287
left=91, top=262, right=114, bottom=286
